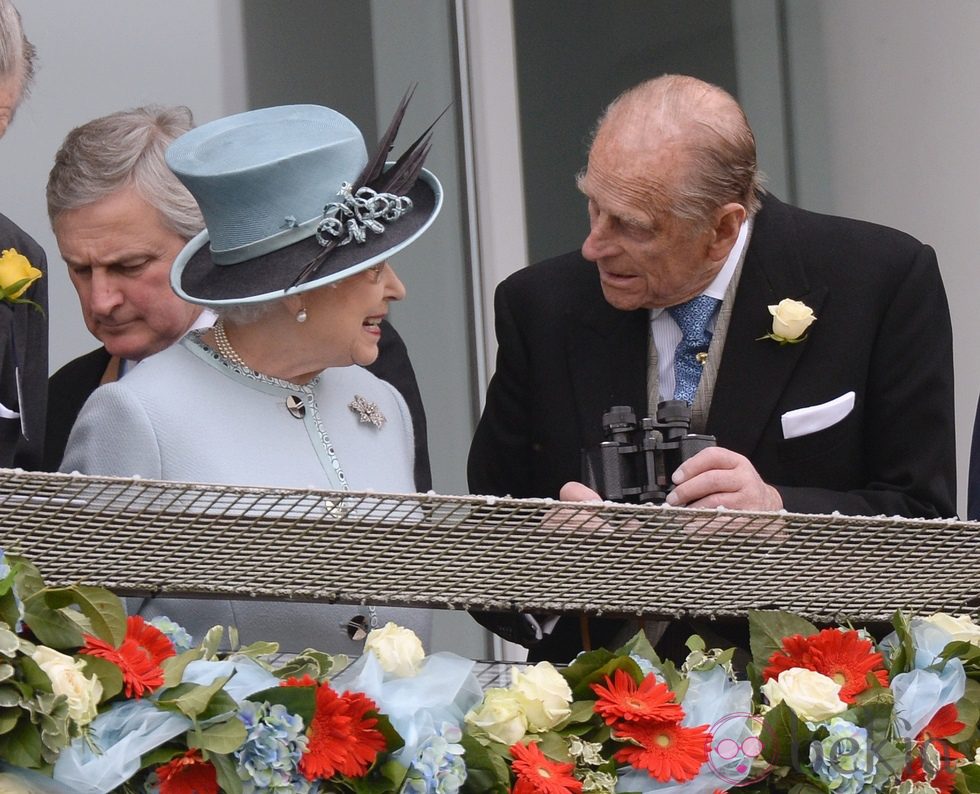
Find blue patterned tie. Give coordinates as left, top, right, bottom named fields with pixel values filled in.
left=668, top=295, right=721, bottom=404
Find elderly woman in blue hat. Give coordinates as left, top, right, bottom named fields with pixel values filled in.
left=61, top=101, right=442, bottom=654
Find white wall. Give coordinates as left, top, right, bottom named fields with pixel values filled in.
left=784, top=0, right=980, bottom=517
left=8, top=0, right=247, bottom=373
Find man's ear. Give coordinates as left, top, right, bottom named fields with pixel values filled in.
left=706, top=202, right=746, bottom=262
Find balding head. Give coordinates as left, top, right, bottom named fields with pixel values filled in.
left=594, top=74, right=762, bottom=226
left=577, top=75, right=756, bottom=310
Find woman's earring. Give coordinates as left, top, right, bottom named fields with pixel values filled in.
left=296, top=307, right=308, bottom=323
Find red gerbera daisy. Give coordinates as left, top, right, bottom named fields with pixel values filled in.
left=763, top=628, right=888, bottom=702
left=298, top=683, right=387, bottom=781
left=920, top=704, right=966, bottom=742
left=901, top=704, right=967, bottom=794
left=902, top=752, right=964, bottom=794
left=591, top=669, right=685, bottom=725
left=614, top=721, right=712, bottom=783
left=156, top=749, right=218, bottom=794
left=510, top=741, right=583, bottom=794
left=81, top=615, right=175, bottom=698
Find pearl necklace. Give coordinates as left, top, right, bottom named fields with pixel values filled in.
left=211, top=319, right=250, bottom=370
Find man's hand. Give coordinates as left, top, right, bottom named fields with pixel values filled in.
left=559, top=481, right=603, bottom=501
left=665, top=446, right=783, bottom=511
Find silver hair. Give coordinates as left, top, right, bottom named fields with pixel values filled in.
left=595, top=74, right=765, bottom=229
left=47, top=105, right=204, bottom=240
left=215, top=300, right=283, bottom=324
left=0, top=0, right=35, bottom=105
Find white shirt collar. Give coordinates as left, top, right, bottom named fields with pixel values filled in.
left=119, top=308, right=217, bottom=376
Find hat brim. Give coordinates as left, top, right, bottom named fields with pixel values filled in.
left=171, top=169, right=442, bottom=306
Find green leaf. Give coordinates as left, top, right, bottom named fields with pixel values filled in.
left=20, top=592, right=83, bottom=649
left=0, top=707, right=20, bottom=735
left=563, top=652, right=643, bottom=700
left=959, top=763, right=980, bottom=793
left=187, top=716, right=247, bottom=754
left=156, top=675, right=232, bottom=720
left=951, top=684, right=980, bottom=743
left=19, top=656, right=51, bottom=691
left=460, top=732, right=510, bottom=794
left=760, top=701, right=812, bottom=769
left=748, top=610, right=818, bottom=671
left=248, top=684, right=316, bottom=725
left=162, top=647, right=206, bottom=687
left=0, top=716, right=43, bottom=768
left=535, top=730, right=571, bottom=762
left=373, top=712, right=404, bottom=755
left=79, top=655, right=123, bottom=702
left=614, top=629, right=663, bottom=667
left=44, top=586, right=127, bottom=646
left=211, top=752, right=245, bottom=794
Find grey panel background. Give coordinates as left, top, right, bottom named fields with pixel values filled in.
left=513, top=0, right=738, bottom=264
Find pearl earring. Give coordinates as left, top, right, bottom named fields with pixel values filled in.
left=296, top=307, right=308, bottom=323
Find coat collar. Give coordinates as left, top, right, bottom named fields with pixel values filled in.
left=706, top=193, right=828, bottom=457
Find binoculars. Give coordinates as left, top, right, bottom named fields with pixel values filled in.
left=581, top=401, right=716, bottom=504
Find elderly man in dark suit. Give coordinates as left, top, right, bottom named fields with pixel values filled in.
left=44, top=105, right=431, bottom=489
left=0, top=0, right=46, bottom=470
left=468, top=74, right=955, bottom=662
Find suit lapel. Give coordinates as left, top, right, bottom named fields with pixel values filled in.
left=568, top=298, right=648, bottom=446
left=707, top=195, right=828, bottom=458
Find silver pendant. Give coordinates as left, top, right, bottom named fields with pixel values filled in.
left=286, top=394, right=306, bottom=419
left=348, top=394, right=386, bottom=428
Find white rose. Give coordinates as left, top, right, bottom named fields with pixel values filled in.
left=924, top=613, right=980, bottom=646
left=32, top=645, right=103, bottom=727
left=760, top=668, right=847, bottom=723
left=364, top=622, right=425, bottom=677
left=465, top=687, right=528, bottom=745
left=510, top=661, right=572, bottom=731
left=768, top=299, right=816, bottom=340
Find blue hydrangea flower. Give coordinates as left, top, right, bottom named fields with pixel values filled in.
left=147, top=616, right=195, bottom=653
left=235, top=700, right=311, bottom=793
left=403, top=721, right=467, bottom=794
left=810, top=717, right=878, bottom=794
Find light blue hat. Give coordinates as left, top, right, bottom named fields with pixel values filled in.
left=166, top=102, right=442, bottom=306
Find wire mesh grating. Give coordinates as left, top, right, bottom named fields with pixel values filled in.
left=0, top=468, right=976, bottom=622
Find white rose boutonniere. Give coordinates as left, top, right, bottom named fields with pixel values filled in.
left=364, top=621, right=425, bottom=677
left=760, top=298, right=815, bottom=344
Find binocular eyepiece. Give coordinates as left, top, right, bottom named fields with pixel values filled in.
left=581, top=401, right=716, bottom=504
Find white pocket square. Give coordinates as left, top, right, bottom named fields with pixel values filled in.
left=781, top=391, right=855, bottom=440
left=0, top=400, right=19, bottom=420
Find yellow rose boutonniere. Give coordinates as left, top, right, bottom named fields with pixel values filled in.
left=758, top=298, right=815, bottom=345
left=0, top=248, right=44, bottom=314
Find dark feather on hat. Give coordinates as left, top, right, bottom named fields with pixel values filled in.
left=288, top=86, right=447, bottom=290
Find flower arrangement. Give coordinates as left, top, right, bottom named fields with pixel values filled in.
left=1, top=545, right=980, bottom=794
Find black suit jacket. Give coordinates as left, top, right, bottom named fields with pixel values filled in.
left=468, top=193, right=956, bottom=660
left=0, top=213, right=47, bottom=470
left=45, top=319, right=432, bottom=490
left=966, top=398, right=980, bottom=520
